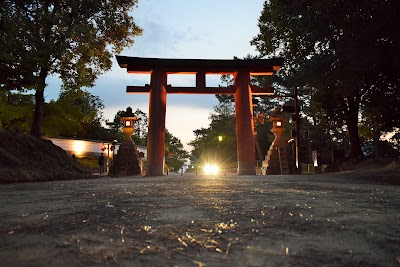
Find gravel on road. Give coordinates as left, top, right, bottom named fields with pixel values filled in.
left=1, top=173, right=399, bottom=267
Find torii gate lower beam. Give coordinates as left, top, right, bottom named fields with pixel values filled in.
left=116, top=56, right=283, bottom=176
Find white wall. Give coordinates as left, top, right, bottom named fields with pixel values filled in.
left=47, top=138, right=147, bottom=160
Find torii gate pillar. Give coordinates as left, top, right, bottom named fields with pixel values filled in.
left=235, top=72, right=256, bottom=175
left=146, top=70, right=167, bottom=176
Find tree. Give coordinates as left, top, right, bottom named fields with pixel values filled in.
left=132, top=109, right=148, bottom=140
left=0, top=1, right=142, bottom=137
left=165, top=130, right=189, bottom=171
left=188, top=113, right=237, bottom=167
left=189, top=72, right=238, bottom=166
left=42, top=88, right=104, bottom=138
left=189, top=90, right=237, bottom=167
left=0, top=91, right=34, bottom=133
left=252, top=0, right=400, bottom=158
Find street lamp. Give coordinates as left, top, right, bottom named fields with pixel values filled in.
left=110, top=139, right=118, bottom=175
left=102, top=142, right=111, bottom=173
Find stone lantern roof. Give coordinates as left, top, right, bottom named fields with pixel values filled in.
left=269, top=107, right=287, bottom=122
left=120, top=107, right=137, bottom=121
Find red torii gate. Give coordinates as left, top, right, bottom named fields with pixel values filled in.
left=116, top=56, right=283, bottom=176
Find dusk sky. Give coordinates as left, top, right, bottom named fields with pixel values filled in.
left=45, top=0, right=265, bottom=150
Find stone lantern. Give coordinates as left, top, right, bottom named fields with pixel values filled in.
left=112, top=107, right=141, bottom=176
left=269, top=107, right=287, bottom=147
left=120, top=107, right=138, bottom=143
left=261, top=107, right=290, bottom=175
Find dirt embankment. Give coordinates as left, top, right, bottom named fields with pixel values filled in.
left=0, top=130, right=92, bottom=183
left=324, top=156, right=400, bottom=185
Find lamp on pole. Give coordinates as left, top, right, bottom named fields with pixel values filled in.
left=110, top=139, right=118, bottom=176
left=294, top=87, right=301, bottom=174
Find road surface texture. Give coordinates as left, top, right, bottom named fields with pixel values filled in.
left=1, top=172, right=399, bottom=266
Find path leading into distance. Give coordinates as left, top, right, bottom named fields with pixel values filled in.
left=1, top=173, right=399, bottom=266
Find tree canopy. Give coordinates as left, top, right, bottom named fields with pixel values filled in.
left=42, top=87, right=107, bottom=139
left=0, top=0, right=142, bottom=137
left=165, top=129, right=189, bottom=171
left=251, top=0, right=400, bottom=158
left=0, top=91, right=34, bottom=133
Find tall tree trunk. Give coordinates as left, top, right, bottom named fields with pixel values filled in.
left=372, top=124, right=380, bottom=158
left=345, top=102, right=363, bottom=158
left=30, top=89, right=44, bottom=137
left=30, top=68, right=48, bottom=137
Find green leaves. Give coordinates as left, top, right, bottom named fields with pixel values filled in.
left=0, top=91, right=34, bottom=132
left=1, top=0, right=142, bottom=136
left=252, top=0, right=400, bottom=157
left=189, top=92, right=238, bottom=166
left=41, top=88, right=105, bottom=138
left=165, top=129, right=189, bottom=171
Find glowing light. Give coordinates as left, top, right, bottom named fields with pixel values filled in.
left=218, top=135, right=223, bottom=142
left=204, top=164, right=219, bottom=175
left=125, top=120, right=131, bottom=127
left=276, top=121, right=282, bottom=127
left=72, top=140, right=87, bottom=156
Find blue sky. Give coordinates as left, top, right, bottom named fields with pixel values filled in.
left=45, top=0, right=265, bottom=150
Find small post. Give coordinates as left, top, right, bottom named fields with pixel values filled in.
left=196, top=72, right=206, bottom=88
left=294, top=87, right=301, bottom=174
left=112, top=149, right=115, bottom=176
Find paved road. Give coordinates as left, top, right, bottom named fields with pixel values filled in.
left=1, top=173, right=399, bottom=266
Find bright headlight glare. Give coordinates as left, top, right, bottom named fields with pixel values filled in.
left=204, top=164, right=219, bottom=175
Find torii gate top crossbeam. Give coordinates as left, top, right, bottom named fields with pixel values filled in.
left=116, top=56, right=284, bottom=75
